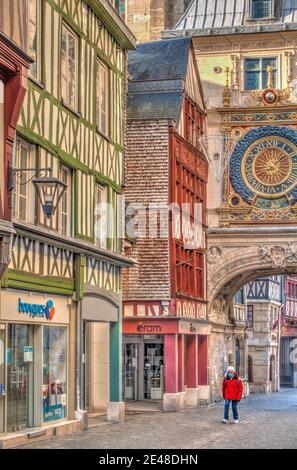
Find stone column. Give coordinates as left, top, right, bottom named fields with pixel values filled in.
left=198, top=335, right=210, bottom=404
left=178, top=334, right=186, bottom=409
left=163, top=334, right=179, bottom=411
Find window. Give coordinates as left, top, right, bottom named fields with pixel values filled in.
left=60, top=167, right=72, bottom=237
left=61, top=24, right=78, bottom=109
left=13, top=138, right=35, bottom=223
left=184, top=98, right=203, bottom=149
left=94, top=183, right=108, bottom=249
left=248, top=355, right=254, bottom=383
left=96, top=60, right=109, bottom=136
left=28, top=0, right=40, bottom=79
left=245, top=57, right=278, bottom=90
left=251, top=0, right=272, bottom=19
left=247, top=305, right=254, bottom=328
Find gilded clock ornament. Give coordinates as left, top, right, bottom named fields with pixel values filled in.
left=230, top=126, right=297, bottom=208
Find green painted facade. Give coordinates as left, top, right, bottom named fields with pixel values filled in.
left=4, top=0, right=135, bottom=407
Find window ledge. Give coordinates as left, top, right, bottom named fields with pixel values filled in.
left=61, top=99, right=81, bottom=119
left=96, top=126, right=112, bottom=143
left=29, top=76, right=45, bottom=90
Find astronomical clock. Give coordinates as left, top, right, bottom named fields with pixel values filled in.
left=219, top=87, right=297, bottom=226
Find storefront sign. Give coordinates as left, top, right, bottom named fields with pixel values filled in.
left=0, top=290, right=70, bottom=325
left=136, top=323, right=162, bottom=334
left=18, top=299, right=55, bottom=321
left=123, top=318, right=211, bottom=336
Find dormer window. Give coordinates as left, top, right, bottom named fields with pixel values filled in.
left=251, top=0, right=273, bottom=19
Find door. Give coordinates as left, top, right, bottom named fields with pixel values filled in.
left=123, top=343, right=138, bottom=401
left=144, top=343, right=164, bottom=400
left=0, top=327, right=5, bottom=433
left=280, top=338, right=293, bottom=387
left=7, top=324, right=34, bottom=432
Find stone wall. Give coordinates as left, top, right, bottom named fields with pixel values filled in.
left=126, top=0, right=191, bottom=42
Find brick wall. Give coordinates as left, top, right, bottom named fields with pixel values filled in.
left=123, top=119, right=171, bottom=301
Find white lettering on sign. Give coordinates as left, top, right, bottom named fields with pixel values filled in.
left=176, top=300, right=207, bottom=320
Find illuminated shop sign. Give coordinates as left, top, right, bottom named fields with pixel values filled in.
left=18, top=299, right=55, bottom=320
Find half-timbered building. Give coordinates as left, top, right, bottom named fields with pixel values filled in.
left=0, top=0, right=31, bottom=438
left=280, top=275, right=297, bottom=388
left=0, top=0, right=135, bottom=445
left=122, top=38, right=210, bottom=411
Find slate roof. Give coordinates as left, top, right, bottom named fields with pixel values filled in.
left=128, top=37, right=192, bottom=122
left=165, top=0, right=297, bottom=37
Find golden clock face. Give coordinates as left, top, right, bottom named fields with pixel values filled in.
left=241, top=136, right=297, bottom=199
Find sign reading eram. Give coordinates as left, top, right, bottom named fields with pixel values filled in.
left=18, top=299, right=55, bottom=320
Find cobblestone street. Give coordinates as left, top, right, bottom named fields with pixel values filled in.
left=22, top=389, right=297, bottom=449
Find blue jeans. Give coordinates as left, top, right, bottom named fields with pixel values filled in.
left=224, top=400, right=239, bottom=420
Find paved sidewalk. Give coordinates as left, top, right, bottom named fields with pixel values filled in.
left=22, top=388, right=297, bottom=449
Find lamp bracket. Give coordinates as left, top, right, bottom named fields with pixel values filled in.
left=8, top=164, right=52, bottom=192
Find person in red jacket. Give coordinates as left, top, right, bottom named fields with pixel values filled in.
left=222, top=366, right=243, bottom=424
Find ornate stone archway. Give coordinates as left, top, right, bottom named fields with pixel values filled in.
left=207, top=227, right=297, bottom=315
left=206, top=227, right=297, bottom=401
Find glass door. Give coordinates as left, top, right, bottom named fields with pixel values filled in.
left=0, top=327, right=5, bottom=433
left=7, top=324, right=34, bottom=432
left=123, top=343, right=138, bottom=402
left=144, top=343, right=164, bottom=400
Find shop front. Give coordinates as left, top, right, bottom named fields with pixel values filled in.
left=0, top=289, right=70, bottom=435
left=122, top=317, right=211, bottom=411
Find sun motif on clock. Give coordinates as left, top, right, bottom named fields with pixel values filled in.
left=242, top=136, right=297, bottom=199
left=253, top=149, right=291, bottom=186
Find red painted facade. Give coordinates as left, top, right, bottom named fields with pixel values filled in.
left=0, top=33, right=31, bottom=220
left=123, top=40, right=210, bottom=406
left=0, top=30, right=31, bottom=278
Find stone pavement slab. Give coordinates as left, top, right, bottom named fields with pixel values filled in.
left=21, top=389, right=297, bottom=449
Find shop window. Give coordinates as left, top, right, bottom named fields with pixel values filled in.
left=43, top=326, right=67, bottom=423
left=28, top=0, right=41, bottom=80
left=61, top=24, right=78, bottom=110
left=247, top=305, right=254, bottom=328
left=244, top=57, right=278, bottom=90
left=96, top=60, right=110, bottom=137
left=248, top=355, right=254, bottom=383
left=94, top=183, right=108, bottom=249
left=13, top=138, right=36, bottom=224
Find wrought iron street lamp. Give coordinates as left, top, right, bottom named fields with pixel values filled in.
left=8, top=164, right=67, bottom=219
left=33, top=176, right=67, bottom=218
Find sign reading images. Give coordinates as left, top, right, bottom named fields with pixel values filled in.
left=18, top=299, right=55, bottom=321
